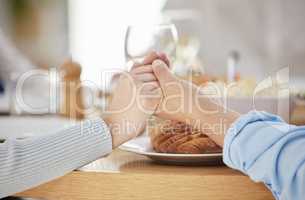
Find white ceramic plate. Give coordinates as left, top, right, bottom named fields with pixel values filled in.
left=120, top=136, right=223, bottom=166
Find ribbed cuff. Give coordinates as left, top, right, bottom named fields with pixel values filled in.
left=0, top=118, right=112, bottom=198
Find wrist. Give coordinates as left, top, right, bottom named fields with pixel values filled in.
left=103, top=113, right=147, bottom=149
left=103, top=114, right=126, bottom=148
left=192, top=97, right=240, bottom=147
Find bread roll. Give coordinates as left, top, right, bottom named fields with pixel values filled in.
left=148, top=119, right=222, bottom=154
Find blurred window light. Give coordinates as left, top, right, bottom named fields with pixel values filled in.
left=68, top=0, right=166, bottom=87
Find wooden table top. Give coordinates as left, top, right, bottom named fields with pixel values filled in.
left=19, top=149, right=274, bottom=200
left=79, top=149, right=233, bottom=175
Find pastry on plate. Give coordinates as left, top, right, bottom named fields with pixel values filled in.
left=148, top=119, right=222, bottom=154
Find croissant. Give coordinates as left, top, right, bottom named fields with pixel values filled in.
left=149, top=120, right=222, bottom=154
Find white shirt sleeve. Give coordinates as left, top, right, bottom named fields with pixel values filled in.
left=0, top=118, right=112, bottom=198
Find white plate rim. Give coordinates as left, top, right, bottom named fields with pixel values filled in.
left=119, top=143, right=223, bottom=158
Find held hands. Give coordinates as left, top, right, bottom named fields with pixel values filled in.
left=104, top=52, right=169, bottom=148
left=151, top=60, right=201, bottom=122
left=105, top=51, right=203, bottom=148
left=105, top=51, right=239, bottom=148
left=105, top=50, right=201, bottom=148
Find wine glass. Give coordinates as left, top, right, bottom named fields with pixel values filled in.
left=124, top=24, right=178, bottom=68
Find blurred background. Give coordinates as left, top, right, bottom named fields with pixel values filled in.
left=0, top=0, right=305, bottom=79
left=0, top=0, right=304, bottom=123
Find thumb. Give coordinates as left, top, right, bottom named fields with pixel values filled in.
left=152, top=59, right=175, bottom=86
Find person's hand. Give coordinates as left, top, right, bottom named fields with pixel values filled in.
left=151, top=59, right=240, bottom=146
left=104, top=52, right=168, bottom=148
left=151, top=59, right=206, bottom=122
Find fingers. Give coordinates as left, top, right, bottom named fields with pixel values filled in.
left=131, top=61, right=142, bottom=70
left=129, top=51, right=159, bottom=71
left=138, top=83, right=163, bottom=115
left=131, top=51, right=171, bottom=78
left=141, top=81, right=160, bottom=91
left=131, top=65, right=153, bottom=74
left=134, top=51, right=170, bottom=67
left=132, top=73, right=157, bottom=82
left=142, top=51, right=160, bottom=65
left=152, top=59, right=175, bottom=86
left=158, top=52, right=171, bottom=67
left=143, top=51, right=171, bottom=68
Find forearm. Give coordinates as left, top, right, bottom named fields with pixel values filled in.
left=185, top=94, right=240, bottom=147
left=0, top=118, right=112, bottom=198
left=223, top=111, right=305, bottom=199
left=200, top=109, right=239, bottom=147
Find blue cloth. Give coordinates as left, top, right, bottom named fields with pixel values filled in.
left=223, top=111, right=305, bottom=200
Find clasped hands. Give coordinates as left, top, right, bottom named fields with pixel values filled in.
left=104, top=51, right=238, bottom=148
